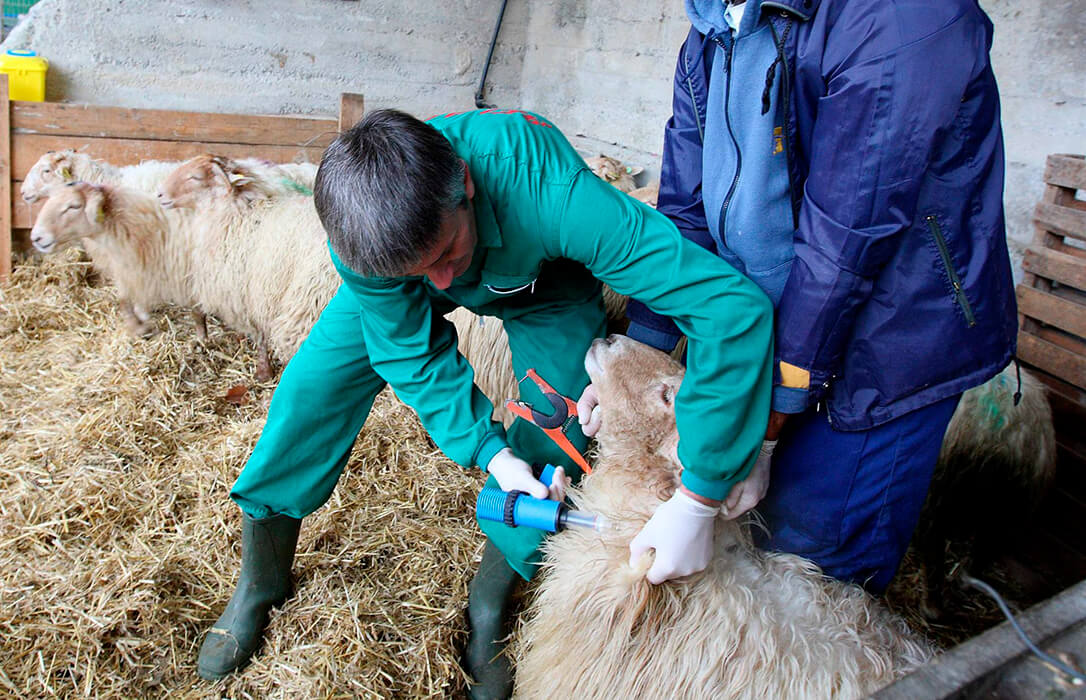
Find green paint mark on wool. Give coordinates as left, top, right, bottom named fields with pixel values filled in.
left=278, top=177, right=313, bottom=197
left=978, top=385, right=1006, bottom=432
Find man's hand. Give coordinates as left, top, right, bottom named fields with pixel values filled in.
left=722, top=439, right=775, bottom=520
left=486, top=448, right=567, bottom=501
left=629, top=487, right=720, bottom=584
left=576, top=383, right=602, bottom=437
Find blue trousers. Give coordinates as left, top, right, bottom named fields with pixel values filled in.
left=753, top=394, right=961, bottom=593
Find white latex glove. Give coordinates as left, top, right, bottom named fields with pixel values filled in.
left=485, top=448, right=566, bottom=501
left=722, top=439, right=775, bottom=520
left=629, top=488, right=720, bottom=584
left=576, top=383, right=602, bottom=437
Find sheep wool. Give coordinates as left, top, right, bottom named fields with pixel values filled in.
left=29, top=182, right=197, bottom=336
left=515, top=337, right=934, bottom=699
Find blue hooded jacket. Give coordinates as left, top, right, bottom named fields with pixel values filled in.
left=627, top=0, right=1017, bottom=430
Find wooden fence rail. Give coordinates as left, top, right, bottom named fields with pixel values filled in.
left=0, top=76, right=365, bottom=281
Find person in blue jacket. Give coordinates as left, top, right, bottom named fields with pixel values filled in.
left=612, top=0, right=1017, bottom=593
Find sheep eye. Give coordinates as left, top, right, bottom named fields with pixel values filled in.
left=657, top=383, right=674, bottom=405
left=65, top=203, right=82, bottom=212
left=42, top=167, right=51, bottom=174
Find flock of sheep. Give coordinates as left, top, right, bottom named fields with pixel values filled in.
left=20, top=148, right=1057, bottom=697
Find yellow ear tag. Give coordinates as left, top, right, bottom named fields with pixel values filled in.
left=59, top=167, right=71, bottom=179
left=227, top=172, right=246, bottom=185
left=96, top=209, right=106, bottom=223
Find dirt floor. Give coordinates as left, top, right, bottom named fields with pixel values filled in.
left=0, top=252, right=1056, bottom=698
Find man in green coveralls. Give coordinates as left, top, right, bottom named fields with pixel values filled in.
left=197, top=108, right=773, bottom=697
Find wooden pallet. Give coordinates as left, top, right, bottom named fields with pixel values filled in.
left=0, top=75, right=366, bottom=281
left=1011, top=154, right=1086, bottom=603
left=1017, top=153, right=1086, bottom=396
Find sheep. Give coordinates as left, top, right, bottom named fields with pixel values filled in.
left=156, top=155, right=335, bottom=380
left=156, top=155, right=520, bottom=414
left=584, top=154, right=643, bottom=193
left=514, top=336, right=934, bottom=700
left=20, top=149, right=315, bottom=205
left=629, top=180, right=660, bottom=208
left=29, top=182, right=198, bottom=337
left=20, top=150, right=181, bottom=204
left=914, top=363, right=1057, bottom=619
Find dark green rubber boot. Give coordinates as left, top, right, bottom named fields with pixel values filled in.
left=197, top=512, right=301, bottom=680
left=463, top=540, right=521, bottom=699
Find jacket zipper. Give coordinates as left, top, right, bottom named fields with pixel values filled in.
left=925, top=215, right=976, bottom=327
left=713, top=34, right=742, bottom=245
left=684, top=50, right=704, bottom=142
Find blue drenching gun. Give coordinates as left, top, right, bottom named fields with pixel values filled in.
left=476, top=463, right=608, bottom=533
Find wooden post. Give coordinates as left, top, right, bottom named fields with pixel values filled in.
left=338, top=93, right=366, bottom=132
left=0, top=74, right=10, bottom=283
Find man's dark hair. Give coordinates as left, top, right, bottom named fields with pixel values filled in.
left=314, top=109, right=467, bottom=277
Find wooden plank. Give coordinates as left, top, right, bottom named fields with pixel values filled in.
left=1017, top=285, right=1086, bottom=338
left=1023, top=246, right=1086, bottom=291
left=1044, top=154, right=1086, bottom=191
left=1033, top=325, right=1086, bottom=362
left=11, top=134, right=322, bottom=179
left=982, top=621, right=1086, bottom=698
left=1018, top=333, right=1086, bottom=390
left=1034, top=201, right=1086, bottom=242
left=1025, top=364, right=1086, bottom=410
left=11, top=191, right=40, bottom=230
left=10, top=100, right=337, bottom=147
left=0, top=75, right=9, bottom=283
left=872, top=579, right=1086, bottom=700
left=338, top=93, right=366, bottom=132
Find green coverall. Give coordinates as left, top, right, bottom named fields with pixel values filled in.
left=231, top=109, right=774, bottom=580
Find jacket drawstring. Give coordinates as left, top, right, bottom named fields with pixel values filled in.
left=762, top=17, right=793, bottom=115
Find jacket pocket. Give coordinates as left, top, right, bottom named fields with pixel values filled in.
left=925, top=215, right=976, bottom=327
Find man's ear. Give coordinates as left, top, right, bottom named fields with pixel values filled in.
left=462, top=159, right=475, bottom=202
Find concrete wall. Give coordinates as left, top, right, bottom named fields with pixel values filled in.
left=3, top=0, right=1083, bottom=259
left=985, top=0, right=1086, bottom=265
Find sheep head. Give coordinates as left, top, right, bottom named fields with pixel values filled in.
left=157, top=154, right=259, bottom=210
left=30, top=181, right=110, bottom=254
left=584, top=335, right=684, bottom=495
left=21, top=150, right=83, bottom=203
left=585, top=155, right=643, bottom=193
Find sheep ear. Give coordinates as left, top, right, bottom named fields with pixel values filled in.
left=54, top=153, right=73, bottom=179
left=84, top=184, right=108, bottom=222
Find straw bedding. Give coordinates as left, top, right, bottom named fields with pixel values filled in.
left=0, top=253, right=1037, bottom=698
left=0, top=252, right=485, bottom=698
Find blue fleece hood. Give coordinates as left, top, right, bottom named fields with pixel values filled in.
left=685, top=0, right=729, bottom=35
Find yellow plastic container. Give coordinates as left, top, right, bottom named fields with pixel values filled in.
left=0, top=49, right=48, bottom=101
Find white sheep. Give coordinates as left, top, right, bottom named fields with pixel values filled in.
left=514, top=336, right=934, bottom=699
left=156, top=154, right=520, bottom=414
left=915, top=363, right=1057, bottom=619
left=20, top=150, right=181, bottom=204
left=29, top=182, right=198, bottom=337
left=20, top=149, right=316, bottom=205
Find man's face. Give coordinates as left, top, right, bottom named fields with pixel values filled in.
left=403, top=161, right=478, bottom=290
left=406, top=204, right=478, bottom=289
